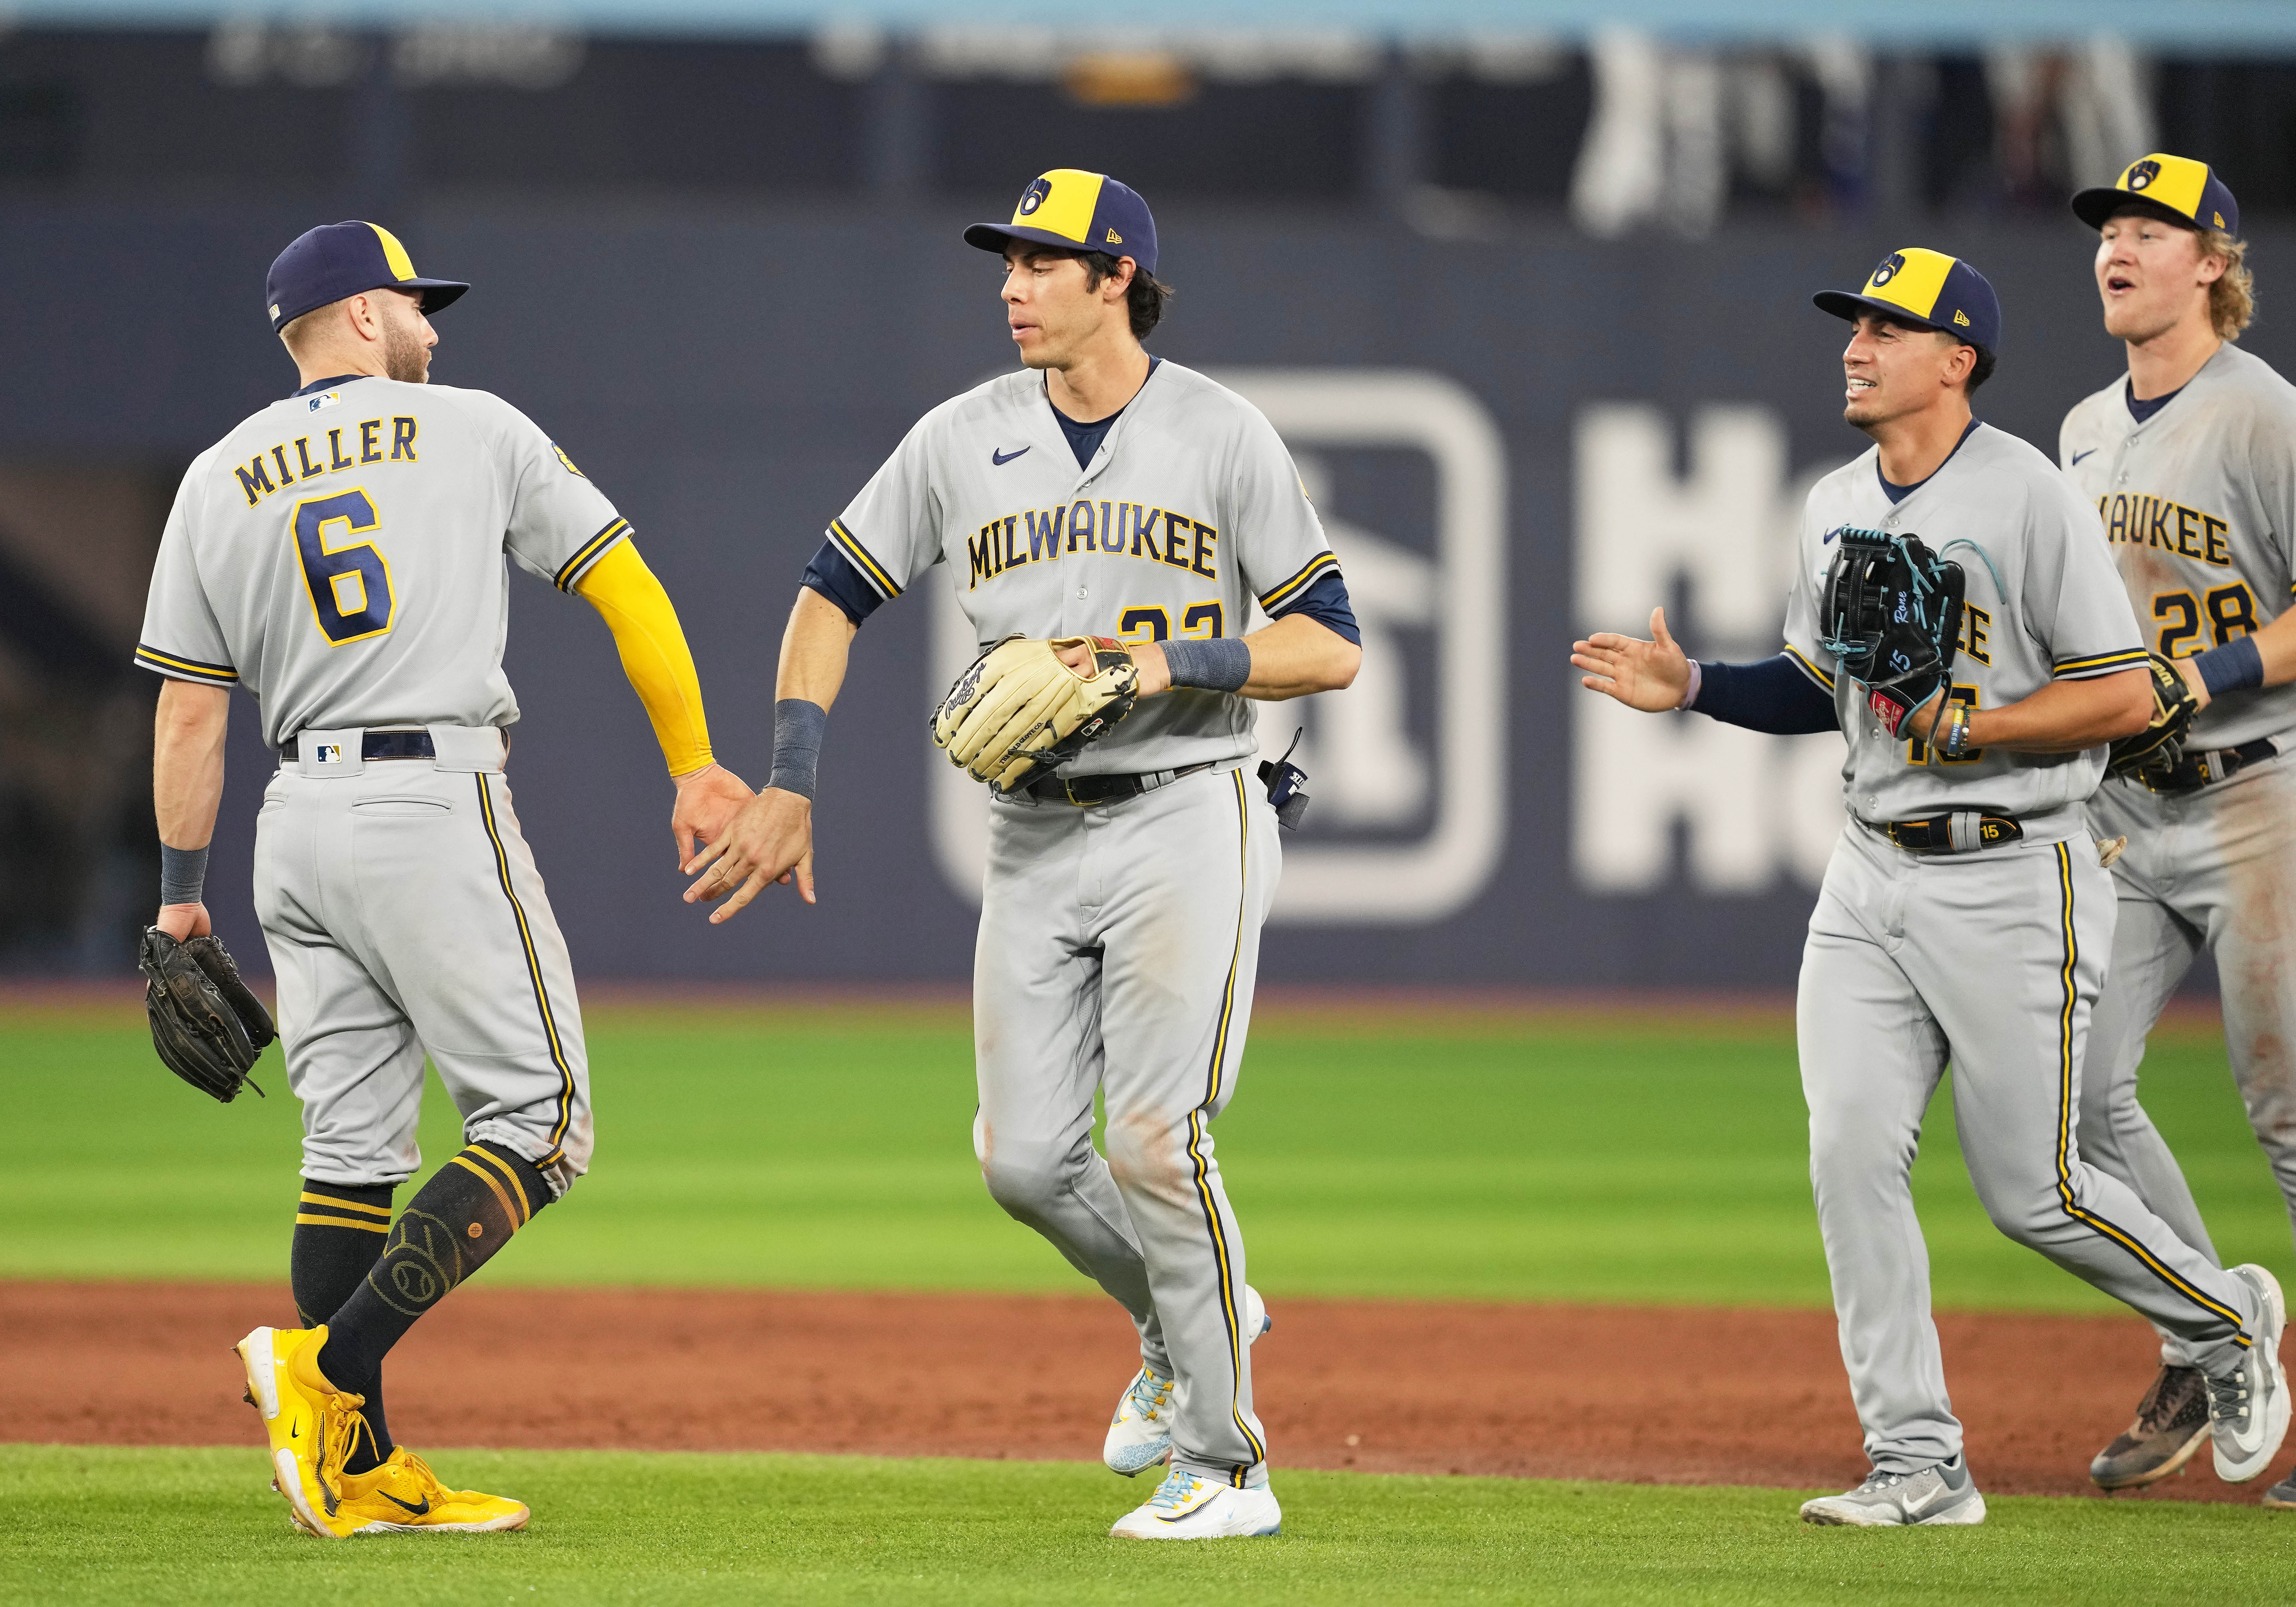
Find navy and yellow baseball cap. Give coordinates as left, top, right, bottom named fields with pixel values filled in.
left=2073, top=153, right=2240, bottom=236
left=964, top=169, right=1158, bottom=274
left=265, top=221, right=469, bottom=333
left=1814, top=247, right=2002, bottom=354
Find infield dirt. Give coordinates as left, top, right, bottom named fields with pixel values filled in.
left=2, top=1280, right=2269, bottom=1503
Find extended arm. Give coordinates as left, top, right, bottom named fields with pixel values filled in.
left=1572, top=607, right=1837, bottom=734
left=151, top=679, right=231, bottom=941
left=2171, top=613, right=2296, bottom=711
left=574, top=541, right=752, bottom=864
left=681, top=587, right=858, bottom=922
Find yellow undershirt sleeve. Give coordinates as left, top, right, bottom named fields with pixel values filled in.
left=575, top=540, right=714, bottom=777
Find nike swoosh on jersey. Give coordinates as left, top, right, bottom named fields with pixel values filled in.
left=380, top=1491, right=431, bottom=1516
left=2071, top=449, right=2097, bottom=465
left=992, top=446, right=1031, bottom=466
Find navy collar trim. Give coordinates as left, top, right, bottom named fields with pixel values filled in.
left=1878, top=417, right=1981, bottom=504
left=291, top=373, right=369, bottom=398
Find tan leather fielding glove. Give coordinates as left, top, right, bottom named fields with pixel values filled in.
left=931, top=635, right=1140, bottom=793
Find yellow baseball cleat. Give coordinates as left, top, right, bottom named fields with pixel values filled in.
left=233, top=1324, right=374, bottom=1539
left=326, top=1448, right=531, bottom=1536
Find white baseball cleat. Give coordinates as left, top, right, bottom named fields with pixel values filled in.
left=1110, top=1470, right=1281, bottom=1540
left=1799, top=1455, right=1986, bottom=1527
left=1103, top=1284, right=1271, bottom=1477
left=2209, top=1264, right=2291, bottom=1484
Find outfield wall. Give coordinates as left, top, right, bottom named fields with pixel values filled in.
left=6, top=200, right=2287, bottom=984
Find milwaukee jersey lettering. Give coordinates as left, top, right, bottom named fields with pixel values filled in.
left=2060, top=342, right=2296, bottom=751
left=1783, top=423, right=2147, bottom=822
left=136, top=375, right=628, bottom=747
left=825, top=361, right=1337, bottom=776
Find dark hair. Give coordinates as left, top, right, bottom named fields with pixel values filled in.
left=1077, top=249, right=1173, bottom=339
left=1964, top=344, right=1997, bottom=394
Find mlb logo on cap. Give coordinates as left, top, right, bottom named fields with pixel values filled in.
left=964, top=169, right=1159, bottom=275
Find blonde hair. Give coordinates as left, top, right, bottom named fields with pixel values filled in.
left=2202, top=228, right=2253, bottom=339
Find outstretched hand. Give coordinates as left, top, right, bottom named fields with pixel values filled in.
left=682, top=787, right=815, bottom=924
left=670, top=762, right=754, bottom=867
left=1572, top=607, right=1694, bottom=712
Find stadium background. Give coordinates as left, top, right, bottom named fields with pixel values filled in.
left=7, top=5, right=2296, bottom=1600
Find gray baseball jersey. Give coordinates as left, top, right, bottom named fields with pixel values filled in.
left=2060, top=343, right=2296, bottom=1369
left=1783, top=423, right=2149, bottom=825
left=2060, top=342, right=2296, bottom=750
left=137, top=375, right=629, bottom=749
left=135, top=372, right=622, bottom=1196
left=1780, top=421, right=2257, bottom=1480
left=825, top=359, right=1337, bottom=777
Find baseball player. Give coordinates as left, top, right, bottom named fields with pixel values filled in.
left=1573, top=247, right=2289, bottom=1525
left=683, top=169, right=1361, bottom=1539
left=2056, top=155, right=2296, bottom=1505
left=137, top=221, right=749, bottom=1536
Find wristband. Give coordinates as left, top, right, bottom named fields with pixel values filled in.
left=2194, top=636, right=2264, bottom=698
left=1943, top=703, right=1972, bottom=760
left=767, top=698, right=827, bottom=801
left=159, top=842, right=209, bottom=907
left=1678, top=661, right=1705, bottom=710
left=1160, top=636, right=1251, bottom=693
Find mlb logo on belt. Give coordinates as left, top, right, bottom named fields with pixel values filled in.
left=314, top=743, right=344, bottom=765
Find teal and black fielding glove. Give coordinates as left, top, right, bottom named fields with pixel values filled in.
left=1821, top=527, right=1966, bottom=738
left=137, top=928, right=275, bottom=1102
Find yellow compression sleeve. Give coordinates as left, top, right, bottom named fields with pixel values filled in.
left=575, top=540, right=714, bottom=777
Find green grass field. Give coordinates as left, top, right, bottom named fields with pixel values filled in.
left=6, top=1446, right=2294, bottom=1607
left=8, top=1002, right=2293, bottom=1603
left=1, top=1005, right=2287, bottom=1308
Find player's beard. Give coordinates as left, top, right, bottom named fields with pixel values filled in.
left=381, top=318, right=431, bottom=384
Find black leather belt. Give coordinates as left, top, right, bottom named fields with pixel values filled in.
left=2138, top=736, right=2277, bottom=794
left=280, top=731, right=435, bottom=762
left=1881, top=811, right=2024, bottom=855
left=1019, top=761, right=1214, bottom=807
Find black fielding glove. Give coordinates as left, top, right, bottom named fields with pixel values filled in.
left=137, top=928, right=275, bottom=1103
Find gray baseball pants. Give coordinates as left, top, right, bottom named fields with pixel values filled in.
left=971, top=763, right=1279, bottom=1488
left=2082, top=756, right=2296, bottom=1365
left=254, top=727, right=592, bottom=1199
left=1799, top=814, right=2260, bottom=1474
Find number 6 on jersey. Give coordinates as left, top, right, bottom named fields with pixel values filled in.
left=292, top=487, right=394, bottom=645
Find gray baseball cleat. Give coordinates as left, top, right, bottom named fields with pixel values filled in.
left=2208, top=1264, right=2291, bottom=1484
left=2091, top=1363, right=2212, bottom=1489
left=1799, top=1455, right=1986, bottom=1527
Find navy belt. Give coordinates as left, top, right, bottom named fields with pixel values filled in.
left=1880, top=811, right=2024, bottom=855
left=280, top=731, right=435, bottom=762
left=1019, top=761, right=1214, bottom=807
left=2138, top=736, right=2277, bottom=794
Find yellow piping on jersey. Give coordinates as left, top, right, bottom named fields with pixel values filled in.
left=1782, top=643, right=1836, bottom=691
left=134, top=645, right=238, bottom=683
left=828, top=519, right=901, bottom=599
left=1258, top=550, right=1338, bottom=610
left=2052, top=648, right=2149, bottom=678
left=474, top=774, right=578, bottom=1156
left=554, top=518, right=629, bottom=591
left=575, top=540, right=715, bottom=777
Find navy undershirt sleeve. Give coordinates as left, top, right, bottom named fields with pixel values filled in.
left=1691, top=654, right=1839, bottom=734
left=1265, top=569, right=1361, bottom=646
left=799, top=538, right=886, bottom=626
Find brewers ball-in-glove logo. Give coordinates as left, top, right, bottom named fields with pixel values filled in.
left=1019, top=177, right=1051, bottom=216
left=2126, top=158, right=2161, bottom=192
left=1868, top=253, right=1905, bottom=289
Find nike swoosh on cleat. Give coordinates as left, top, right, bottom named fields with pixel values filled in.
left=1902, top=1483, right=1947, bottom=1515
left=2071, top=449, right=2097, bottom=465
left=379, top=1492, right=431, bottom=1516
left=992, top=447, right=1030, bottom=466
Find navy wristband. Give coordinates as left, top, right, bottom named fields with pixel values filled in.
left=1160, top=636, right=1251, bottom=693
left=767, top=698, right=827, bottom=800
left=159, top=842, right=209, bottom=906
left=2195, top=636, right=2265, bottom=698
